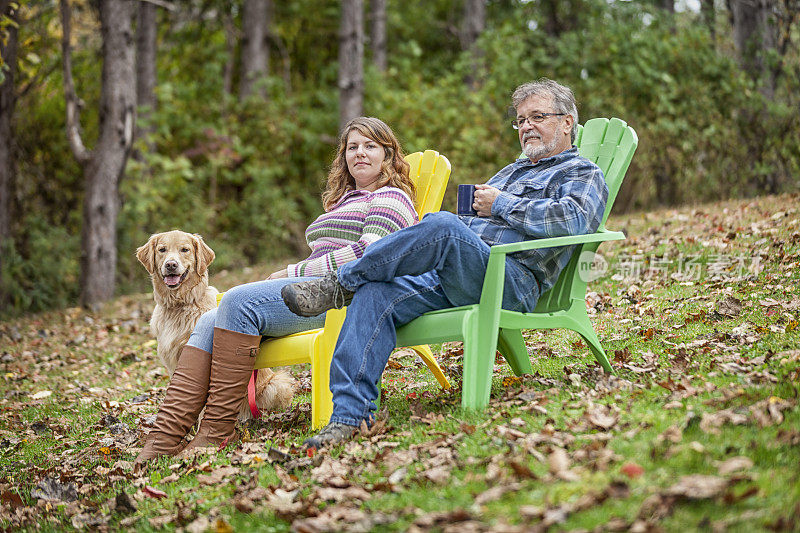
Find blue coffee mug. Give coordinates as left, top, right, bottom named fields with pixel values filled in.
left=457, top=184, right=477, bottom=216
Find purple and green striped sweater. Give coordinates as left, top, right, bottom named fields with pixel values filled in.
left=287, top=186, right=418, bottom=277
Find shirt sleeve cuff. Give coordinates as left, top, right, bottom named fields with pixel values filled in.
left=286, top=263, right=300, bottom=277
left=491, top=191, right=516, bottom=217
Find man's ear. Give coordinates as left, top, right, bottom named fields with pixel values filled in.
left=193, top=234, right=215, bottom=276
left=562, top=114, right=575, bottom=139
left=136, top=235, right=158, bottom=275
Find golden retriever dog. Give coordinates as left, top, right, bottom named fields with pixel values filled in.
left=136, top=230, right=294, bottom=421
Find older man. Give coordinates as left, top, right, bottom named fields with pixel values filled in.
left=282, top=78, right=609, bottom=449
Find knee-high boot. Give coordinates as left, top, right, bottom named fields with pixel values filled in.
left=134, top=345, right=212, bottom=467
left=181, top=328, right=259, bottom=454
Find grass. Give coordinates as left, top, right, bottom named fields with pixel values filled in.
left=1, top=192, right=799, bottom=531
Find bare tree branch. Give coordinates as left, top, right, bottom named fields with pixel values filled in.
left=59, top=0, right=90, bottom=164
left=15, top=62, right=59, bottom=102
left=138, top=0, right=176, bottom=12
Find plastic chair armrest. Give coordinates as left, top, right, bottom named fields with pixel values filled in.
left=476, top=229, right=625, bottom=310
left=489, top=229, right=625, bottom=255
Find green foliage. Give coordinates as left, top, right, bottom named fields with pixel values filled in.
left=0, top=221, right=79, bottom=315
left=4, top=0, right=800, bottom=315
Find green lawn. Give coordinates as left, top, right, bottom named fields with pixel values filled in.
left=1, top=193, right=799, bottom=532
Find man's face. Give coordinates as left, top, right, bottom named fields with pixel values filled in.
left=516, top=94, right=573, bottom=163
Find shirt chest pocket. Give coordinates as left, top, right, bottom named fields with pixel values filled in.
left=504, top=180, right=547, bottom=199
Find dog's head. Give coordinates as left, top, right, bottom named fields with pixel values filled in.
left=136, top=231, right=215, bottom=291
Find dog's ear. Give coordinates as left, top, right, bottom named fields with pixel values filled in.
left=193, top=234, right=215, bottom=276
left=136, top=235, right=158, bottom=275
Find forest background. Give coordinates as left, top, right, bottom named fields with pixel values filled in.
left=0, top=0, right=798, bottom=316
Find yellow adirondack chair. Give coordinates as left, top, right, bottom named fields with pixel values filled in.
left=217, top=150, right=453, bottom=428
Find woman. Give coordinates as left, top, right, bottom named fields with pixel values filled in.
left=136, top=117, right=417, bottom=465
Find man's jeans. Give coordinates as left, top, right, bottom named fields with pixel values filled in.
left=329, top=211, right=540, bottom=426
left=187, top=277, right=326, bottom=353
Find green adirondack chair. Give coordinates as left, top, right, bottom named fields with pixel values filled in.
left=394, top=117, right=638, bottom=410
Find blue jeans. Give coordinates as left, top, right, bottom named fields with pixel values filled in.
left=187, top=277, right=326, bottom=353
left=328, top=211, right=540, bottom=426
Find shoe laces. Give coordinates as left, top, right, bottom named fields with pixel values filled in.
left=319, top=422, right=354, bottom=439
left=313, top=273, right=350, bottom=309
left=330, top=283, right=350, bottom=309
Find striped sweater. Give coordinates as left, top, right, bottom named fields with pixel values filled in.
left=287, top=186, right=418, bottom=277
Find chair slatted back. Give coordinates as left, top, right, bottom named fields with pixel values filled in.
left=577, top=118, right=638, bottom=227
left=406, top=150, right=452, bottom=219
left=533, top=118, right=638, bottom=313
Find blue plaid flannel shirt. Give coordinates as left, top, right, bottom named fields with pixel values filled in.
left=459, top=146, right=608, bottom=295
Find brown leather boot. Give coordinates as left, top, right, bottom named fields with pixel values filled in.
left=181, top=328, right=260, bottom=454
left=134, top=345, right=212, bottom=469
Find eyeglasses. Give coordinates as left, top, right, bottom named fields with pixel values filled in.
left=511, top=113, right=566, bottom=130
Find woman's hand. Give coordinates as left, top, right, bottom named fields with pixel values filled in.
left=267, top=268, right=288, bottom=280
left=473, top=184, right=500, bottom=217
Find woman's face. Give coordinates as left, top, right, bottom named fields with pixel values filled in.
left=345, top=130, right=386, bottom=191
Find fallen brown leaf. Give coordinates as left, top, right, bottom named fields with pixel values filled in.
left=717, top=456, right=754, bottom=476
left=716, top=296, right=743, bottom=317
left=473, top=483, right=523, bottom=506
left=143, top=486, right=167, bottom=499
left=314, top=485, right=372, bottom=503
left=585, top=404, right=619, bottom=430
left=421, top=465, right=452, bottom=484
left=196, top=465, right=238, bottom=486
left=234, top=496, right=254, bottom=513
left=292, top=505, right=392, bottom=532
left=263, top=488, right=303, bottom=518
left=30, top=477, right=77, bottom=503
left=666, top=474, right=728, bottom=499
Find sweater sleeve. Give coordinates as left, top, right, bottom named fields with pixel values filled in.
left=288, top=189, right=418, bottom=277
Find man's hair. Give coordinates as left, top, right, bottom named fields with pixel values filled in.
left=512, top=78, right=579, bottom=143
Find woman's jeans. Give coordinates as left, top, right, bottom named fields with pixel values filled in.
left=327, top=211, right=540, bottom=427
left=187, top=277, right=326, bottom=353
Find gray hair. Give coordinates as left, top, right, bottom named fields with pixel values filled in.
left=512, top=78, right=579, bottom=142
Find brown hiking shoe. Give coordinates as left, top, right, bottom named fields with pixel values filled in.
left=181, top=328, right=260, bottom=455
left=281, top=272, right=354, bottom=317
left=134, top=345, right=211, bottom=469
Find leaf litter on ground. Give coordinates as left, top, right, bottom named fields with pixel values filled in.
left=1, top=194, right=799, bottom=531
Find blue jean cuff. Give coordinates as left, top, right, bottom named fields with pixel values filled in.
left=335, top=267, right=358, bottom=292
left=329, top=415, right=362, bottom=427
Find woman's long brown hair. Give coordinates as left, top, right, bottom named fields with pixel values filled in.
left=322, top=117, right=415, bottom=211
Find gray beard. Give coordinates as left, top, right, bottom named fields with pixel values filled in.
left=522, top=134, right=560, bottom=162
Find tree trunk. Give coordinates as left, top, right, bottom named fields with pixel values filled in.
left=654, top=166, right=676, bottom=206
left=370, top=0, right=386, bottom=72
left=0, top=0, right=18, bottom=307
left=222, top=7, right=236, bottom=96
left=136, top=0, right=157, bottom=145
left=267, top=24, right=293, bottom=95
left=338, top=0, right=364, bottom=130
left=701, top=0, right=716, bottom=41
left=459, top=0, right=485, bottom=49
left=459, top=0, right=485, bottom=88
left=61, top=0, right=136, bottom=308
left=541, top=0, right=560, bottom=37
left=240, top=0, right=270, bottom=101
left=729, top=0, right=778, bottom=98
left=659, top=0, right=676, bottom=34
